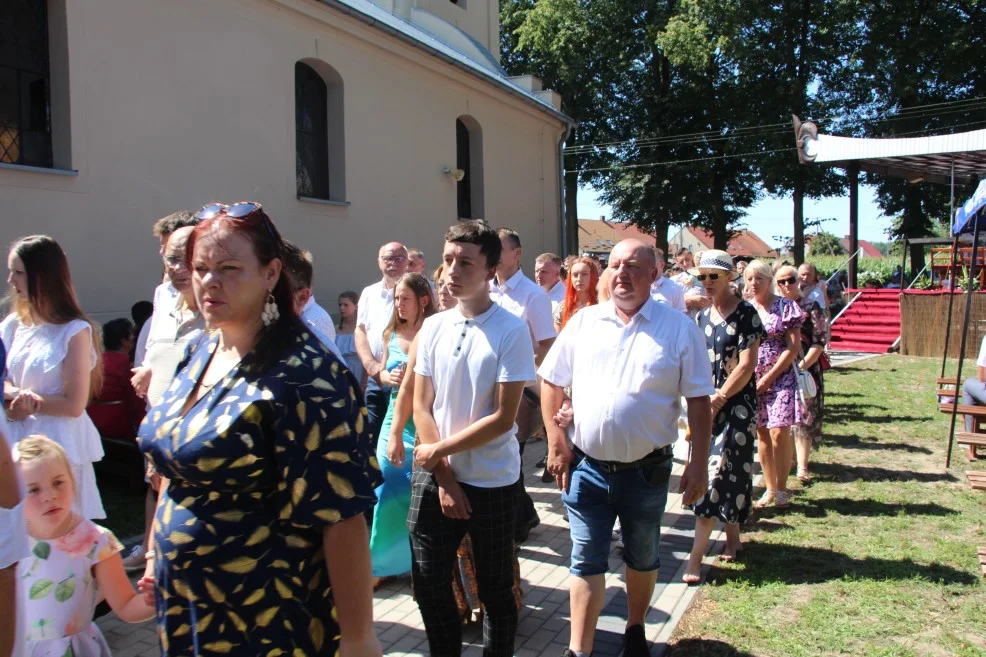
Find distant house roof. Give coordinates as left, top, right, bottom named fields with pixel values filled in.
left=322, top=0, right=571, bottom=124
left=682, top=227, right=778, bottom=259
left=840, top=237, right=884, bottom=259
left=577, top=219, right=655, bottom=254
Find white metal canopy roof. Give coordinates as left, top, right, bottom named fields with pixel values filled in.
left=794, top=117, right=986, bottom=186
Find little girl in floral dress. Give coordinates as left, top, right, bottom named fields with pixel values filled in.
left=15, top=436, right=154, bottom=657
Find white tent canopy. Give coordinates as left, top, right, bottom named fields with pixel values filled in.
left=795, top=121, right=986, bottom=186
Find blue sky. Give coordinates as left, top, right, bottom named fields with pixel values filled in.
left=576, top=185, right=894, bottom=248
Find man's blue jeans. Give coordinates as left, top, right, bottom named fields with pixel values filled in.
left=562, top=452, right=673, bottom=576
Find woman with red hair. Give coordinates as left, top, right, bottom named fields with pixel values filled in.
left=139, top=202, right=382, bottom=656
left=554, top=257, right=600, bottom=332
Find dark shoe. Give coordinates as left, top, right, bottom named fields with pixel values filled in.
left=536, top=454, right=548, bottom=468
left=514, top=509, right=541, bottom=543
left=541, top=467, right=555, bottom=483
left=560, top=651, right=576, bottom=657
left=623, top=624, right=649, bottom=657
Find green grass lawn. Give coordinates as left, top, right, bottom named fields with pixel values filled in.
left=668, top=355, right=986, bottom=657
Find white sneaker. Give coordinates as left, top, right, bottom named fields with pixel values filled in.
left=121, top=544, right=146, bottom=572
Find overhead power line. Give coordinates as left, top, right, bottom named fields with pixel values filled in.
left=563, top=96, right=986, bottom=155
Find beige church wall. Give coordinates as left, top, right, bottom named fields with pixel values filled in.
left=0, top=0, right=566, bottom=322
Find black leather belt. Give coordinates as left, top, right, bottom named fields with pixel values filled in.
left=573, top=445, right=673, bottom=473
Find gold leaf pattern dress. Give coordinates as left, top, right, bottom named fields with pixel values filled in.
left=139, top=331, right=382, bottom=656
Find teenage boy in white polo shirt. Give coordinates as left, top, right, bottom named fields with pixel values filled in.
left=411, top=220, right=536, bottom=657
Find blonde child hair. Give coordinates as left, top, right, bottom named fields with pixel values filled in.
left=13, top=435, right=76, bottom=491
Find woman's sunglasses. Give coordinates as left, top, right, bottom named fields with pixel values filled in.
left=696, top=273, right=721, bottom=281
left=195, top=201, right=277, bottom=242
left=776, top=276, right=798, bottom=286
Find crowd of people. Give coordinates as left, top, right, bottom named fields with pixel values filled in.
left=0, top=207, right=833, bottom=657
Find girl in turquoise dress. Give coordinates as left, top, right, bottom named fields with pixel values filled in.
left=370, top=273, right=436, bottom=580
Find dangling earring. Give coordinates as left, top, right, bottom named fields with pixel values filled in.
left=261, top=292, right=279, bottom=327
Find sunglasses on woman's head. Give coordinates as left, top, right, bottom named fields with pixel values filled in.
left=776, top=276, right=798, bottom=286
left=194, top=202, right=277, bottom=242
left=696, top=273, right=721, bottom=281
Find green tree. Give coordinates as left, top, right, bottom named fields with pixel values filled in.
left=807, top=231, right=845, bottom=256
left=500, top=0, right=628, bottom=254
left=710, top=0, right=855, bottom=265
left=831, top=1, right=986, bottom=275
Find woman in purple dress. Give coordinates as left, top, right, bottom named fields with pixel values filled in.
left=743, top=260, right=804, bottom=508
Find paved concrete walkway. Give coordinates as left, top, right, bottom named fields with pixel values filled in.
left=97, top=438, right=722, bottom=656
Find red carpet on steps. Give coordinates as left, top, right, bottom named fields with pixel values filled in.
left=829, top=288, right=900, bottom=353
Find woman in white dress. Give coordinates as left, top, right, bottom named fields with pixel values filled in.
left=2, top=236, right=105, bottom=520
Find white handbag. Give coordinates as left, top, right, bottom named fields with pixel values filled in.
left=794, top=345, right=817, bottom=406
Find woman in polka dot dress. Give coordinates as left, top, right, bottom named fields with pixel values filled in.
left=682, top=251, right=763, bottom=583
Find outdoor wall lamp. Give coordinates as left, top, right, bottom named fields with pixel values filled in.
left=442, top=167, right=466, bottom=182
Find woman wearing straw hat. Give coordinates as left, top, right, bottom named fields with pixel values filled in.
left=682, top=251, right=764, bottom=582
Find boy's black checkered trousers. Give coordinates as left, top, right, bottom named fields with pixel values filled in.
left=408, top=470, right=518, bottom=657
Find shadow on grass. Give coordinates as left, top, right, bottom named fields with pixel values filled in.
left=824, top=433, right=934, bottom=454
left=665, top=639, right=756, bottom=657
left=810, top=462, right=958, bottom=483
left=823, top=410, right=929, bottom=425
left=793, top=496, right=959, bottom=518
left=742, top=519, right=794, bottom=533
left=708, top=542, right=978, bottom=587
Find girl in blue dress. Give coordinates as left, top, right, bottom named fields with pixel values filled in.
left=370, top=273, right=436, bottom=581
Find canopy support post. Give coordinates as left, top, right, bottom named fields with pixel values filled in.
left=941, top=235, right=960, bottom=379
left=848, top=165, right=860, bottom=290
left=947, top=214, right=980, bottom=468
left=901, top=237, right=908, bottom=288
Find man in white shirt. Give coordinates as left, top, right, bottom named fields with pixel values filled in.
left=491, top=229, right=557, bottom=541
left=355, top=241, right=409, bottom=450
left=535, top=252, right=566, bottom=313
left=126, top=211, right=198, bottom=573
left=410, top=220, right=535, bottom=657
left=281, top=241, right=344, bottom=361
left=132, top=211, right=197, bottom=369
left=539, top=239, right=714, bottom=657
left=649, top=247, right=686, bottom=313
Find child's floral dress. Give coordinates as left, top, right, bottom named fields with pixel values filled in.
left=19, top=519, right=122, bottom=657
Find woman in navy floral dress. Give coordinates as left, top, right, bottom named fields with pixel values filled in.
left=139, top=203, right=383, bottom=657
left=744, top=260, right=804, bottom=509
left=684, top=251, right=763, bottom=583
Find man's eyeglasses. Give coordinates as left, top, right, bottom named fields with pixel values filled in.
left=380, top=256, right=408, bottom=264
left=776, top=276, right=798, bottom=286
left=164, top=256, right=185, bottom=268
left=696, top=273, right=721, bottom=281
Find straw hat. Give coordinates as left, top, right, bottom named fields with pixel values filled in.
left=688, top=249, right=739, bottom=280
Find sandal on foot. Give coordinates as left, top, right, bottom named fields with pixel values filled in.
left=753, top=491, right=775, bottom=509
left=774, top=491, right=791, bottom=507
left=682, top=572, right=702, bottom=585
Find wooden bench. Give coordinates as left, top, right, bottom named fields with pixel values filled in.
left=979, top=547, right=986, bottom=578
left=938, top=404, right=986, bottom=416
left=967, top=471, right=986, bottom=490
left=937, top=377, right=959, bottom=387
left=956, top=432, right=986, bottom=448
